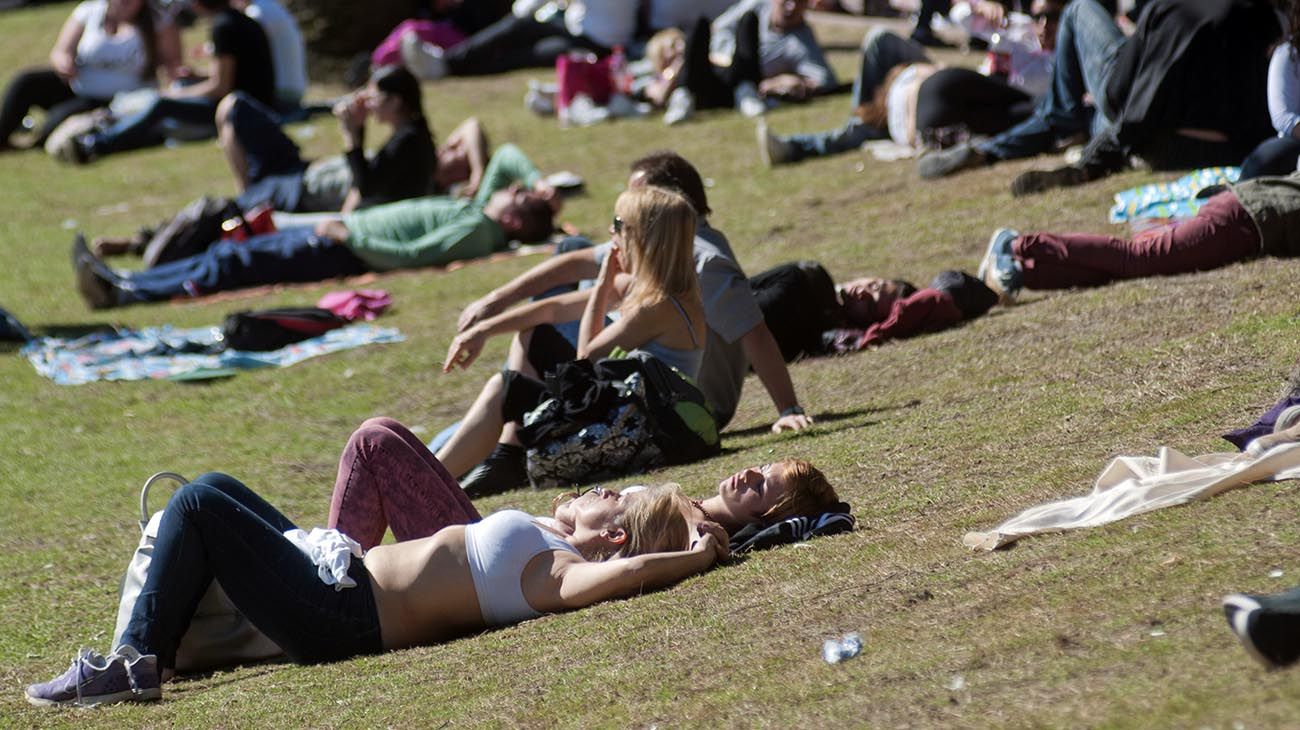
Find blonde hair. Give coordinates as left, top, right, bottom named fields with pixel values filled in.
left=615, top=484, right=691, bottom=559
left=647, top=28, right=685, bottom=73
left=762, top=459, right=840, bottom=523
left=613, top=186, right=699, bottom=317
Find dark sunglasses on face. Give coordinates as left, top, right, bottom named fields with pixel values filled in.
left=611, top=216, right=624, bottom=235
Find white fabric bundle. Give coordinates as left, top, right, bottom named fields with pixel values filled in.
left=964, top=442, right=1300, bottom=551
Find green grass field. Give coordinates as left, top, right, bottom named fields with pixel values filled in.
left=3, top=4, right=1299, bottom=727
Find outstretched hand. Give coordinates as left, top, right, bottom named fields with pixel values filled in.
left=771, top=412, right=814, bottom=434
left=443, top=328, right=488, bottom=373
left=457, top=296, right=500, bottom=333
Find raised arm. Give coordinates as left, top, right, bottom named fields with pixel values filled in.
left=457, top=246, right=603, bottom=332
left=445, top=117, right=489, bottom=197
left=533, top=525, right=728, bottom=612
left=444, top=288, right=592, bottom=372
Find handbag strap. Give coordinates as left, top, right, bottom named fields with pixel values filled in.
left=138, top=472, right=190, bottom=532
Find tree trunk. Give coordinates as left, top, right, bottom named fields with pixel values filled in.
left=282, top=0, right=411, bottom=60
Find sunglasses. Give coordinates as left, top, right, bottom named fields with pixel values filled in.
left=611, top=215, right=624, bottom=235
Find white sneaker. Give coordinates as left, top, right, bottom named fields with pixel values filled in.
left=663, top=87, right=694, bottom=126
left=400, top=31, right=447, bottom=81
left=734, top=81, right=765, bottom=118
left=756, top=120, right=794, bottom=167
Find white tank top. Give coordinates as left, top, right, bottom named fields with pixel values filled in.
left=70, top=0, right=151, bottom=100
left=463, top=510, right=581, bottom=626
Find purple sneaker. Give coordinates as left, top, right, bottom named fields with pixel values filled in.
left=25, top=646, right=161, bottom=707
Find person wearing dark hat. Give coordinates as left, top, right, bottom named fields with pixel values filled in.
left=749, top=261, right=999, bottom=362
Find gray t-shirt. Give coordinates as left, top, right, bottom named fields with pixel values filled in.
left=710, top=0, right=837, bottom=91
left=594, top=221, right=763, bottom=427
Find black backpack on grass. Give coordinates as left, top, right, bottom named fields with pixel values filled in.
left=221, top=307, right=348, bottom=351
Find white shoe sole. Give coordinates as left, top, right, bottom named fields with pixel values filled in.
left=26, top=686, right=160, bottom=707
left=1223, top=594, right=1277, bottom=670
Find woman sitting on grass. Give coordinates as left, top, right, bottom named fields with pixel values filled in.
left=327, top=417, right=844, bottom=550
left=25, top=473, right=721, bottom=708
left=216, top=63, right=436, bottom=215
left=435, top=185, right=707, bottom=493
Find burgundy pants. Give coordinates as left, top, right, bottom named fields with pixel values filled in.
left=328, top=417, right=481, bottom=550
left=1014, top=192, right=1261, bottom=290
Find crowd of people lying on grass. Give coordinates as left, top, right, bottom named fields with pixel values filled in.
left=13, top=0, right=1300, bottom=709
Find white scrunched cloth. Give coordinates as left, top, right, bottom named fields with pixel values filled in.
left=283, top=528, right=365, bottom=590
left=964, top=442, right=1300, bottom=551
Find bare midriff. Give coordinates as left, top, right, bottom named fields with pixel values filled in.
left=363, top=526, right=486, bottom=650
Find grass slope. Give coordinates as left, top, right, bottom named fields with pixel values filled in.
left=2, top=5, right=1299, bottom=727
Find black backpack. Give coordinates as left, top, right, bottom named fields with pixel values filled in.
left=221, top=307, right=348, bottom=351
left=143, top=196, right=248, bottom=268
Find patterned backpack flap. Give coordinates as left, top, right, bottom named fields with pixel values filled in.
left=595, top=355, right=720, bottom=465
left=524, top=397, right=664, bottom=489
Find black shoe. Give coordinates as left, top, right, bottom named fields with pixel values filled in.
left=459, top=443, right=528, bottom=498
left=910, top=27, right=953, bottom=48
left=1224, top=593, right=1300, bottom=670
left=72, top=234, right=121, bottom=310
left=1010, top=165, right=1089, bottom=197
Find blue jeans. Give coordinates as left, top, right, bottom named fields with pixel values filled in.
left=88, top=95, right=218, bottom=156
left=119, top=227, right=367, bottom=302
left=1240, top=136, right=1300, bottom=180
left=977, top=0, right=1125, bottom=161
left=783, top=28, right=925, bottom=161
left=118, top=473, right=383, bottom=668
left=227, top=92, right=308, bottom=211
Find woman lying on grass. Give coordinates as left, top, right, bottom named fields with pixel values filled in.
left=25, top=473, right=723, bottom=708
left=328, top=417, right=843, bottom=549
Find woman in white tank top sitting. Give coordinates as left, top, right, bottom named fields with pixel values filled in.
left=434, top=185, right=707, bottom=485
left=0, top=0, right=178, bottom=151
left=24, top=473, right=724, bottom=708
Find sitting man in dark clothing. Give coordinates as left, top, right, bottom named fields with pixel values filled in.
left=1010, top=0, right=1282, bottom=196
left=58, top=0, right=277, bottom=163
left=918, top=0, right=1280, bottom=196
left=72, top=145, right=556, bottom=308
left=750, top=261, right=998, bottom=361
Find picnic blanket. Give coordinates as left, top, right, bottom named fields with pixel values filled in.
left=22, top=323, right=403, bottom=385
left=1107, top=166, right=1240, bottom=224
left=963, top=441, right=1300, bottom=551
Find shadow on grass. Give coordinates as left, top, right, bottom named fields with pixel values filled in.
left=719, top=399, right=922, bottom=451
left=170, top=659, right=288, bottom=692
left=0, top=323, right=120, bottom=353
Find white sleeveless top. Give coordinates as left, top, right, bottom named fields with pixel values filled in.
left=70, top=0, right=151, bottom=100
left=464, top=510, right=581, bottom=626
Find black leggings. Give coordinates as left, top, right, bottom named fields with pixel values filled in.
left=677, top=12, right=761, bottom=110
left=117, top=473, right=384, bottom=668
left=0, top=67, right=106, bottom=146
left=914, top=67, right=1035, bottom=137
left=444, top=14, right=608, bottom=75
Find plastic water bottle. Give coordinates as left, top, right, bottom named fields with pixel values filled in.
left=821, top=632, right=863, bottom=664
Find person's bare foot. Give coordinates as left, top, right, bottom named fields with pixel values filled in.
left=92, top=236, right=142, bottom=258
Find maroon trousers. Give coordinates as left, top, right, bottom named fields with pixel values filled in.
left=1014, top=191, right=1261, bottom=290
left=328, top=417, right=481, bottom=550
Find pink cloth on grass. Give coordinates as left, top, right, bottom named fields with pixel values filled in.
left=317, top=290, right=392, bottom=321
left=372, top=20, right=467, bottom=67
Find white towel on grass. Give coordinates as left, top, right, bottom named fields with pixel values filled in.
left=964, top=442, right=1300, bottom=551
